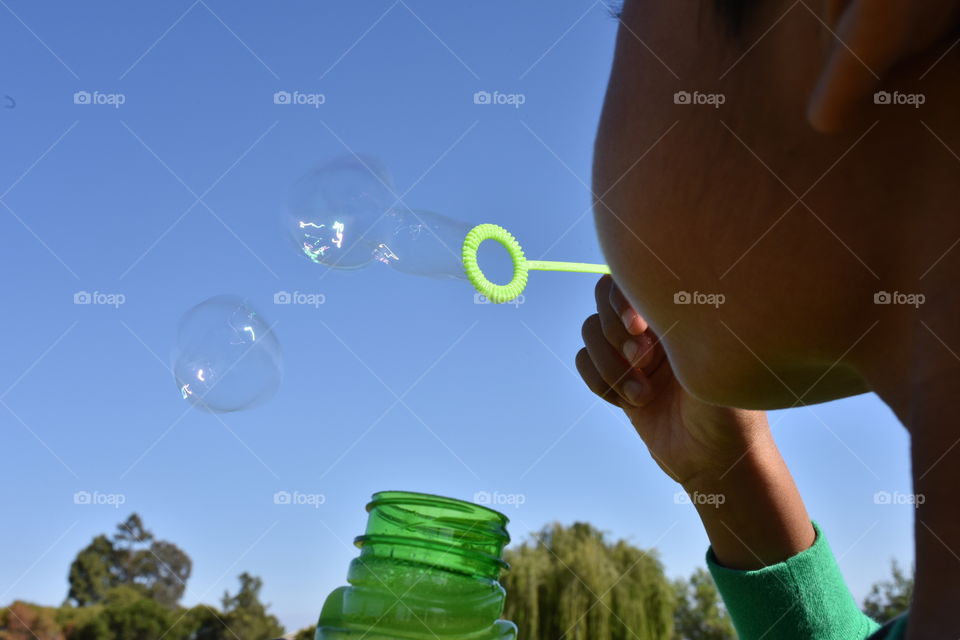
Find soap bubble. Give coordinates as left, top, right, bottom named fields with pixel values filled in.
left=286, top=157, right=470, bottom=280
left=286, top=156, right=395, bottom=269
left=173, top=296, right=282, bottom=413
left=376, top=208, right=471, bottom=280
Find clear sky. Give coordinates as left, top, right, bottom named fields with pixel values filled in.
left=0, top=0, right=915, bottom=633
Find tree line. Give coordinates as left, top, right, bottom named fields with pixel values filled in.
left=499, top=522, right=912, bottom=640
left=1, top=514, right=295, bottom=640
left=1, top=516, right=911, bottom=640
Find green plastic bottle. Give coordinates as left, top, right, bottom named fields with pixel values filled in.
left=315, top=491, right=518, bottom=640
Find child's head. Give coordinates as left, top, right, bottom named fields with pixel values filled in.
left=593, top=0, right=960, bottom=409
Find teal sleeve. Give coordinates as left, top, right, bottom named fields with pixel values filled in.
left=706, top=522, right=882, bottom=640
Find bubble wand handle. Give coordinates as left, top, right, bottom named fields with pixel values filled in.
left=462, top=223, right=610, bottom=304
left=526, top=260, right=611, bottom=274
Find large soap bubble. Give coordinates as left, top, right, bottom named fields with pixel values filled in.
left=286, top=156, right=396, bottom=270
left=286, top=157, right=469, bottom=279
left=173, top=295, right=282, bottom=413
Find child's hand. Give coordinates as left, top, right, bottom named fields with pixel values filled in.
left=578, top=276, right=815, bottom=569
left=576, top=275, right=768, bottom=488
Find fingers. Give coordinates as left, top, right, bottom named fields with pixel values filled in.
left=580, top=315, right=651, bottom=406
left=594, top=275, right=662, bottom=373
left=579, top=275, right=671, bottom=407
left=606, top=276, right=647, bottom=336
left=807, top=0, right=960, bottom=132
left=575, top=347, right=622, bottom=408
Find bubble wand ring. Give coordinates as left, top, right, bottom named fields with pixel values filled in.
left=462, top=223, right=611, bottom=304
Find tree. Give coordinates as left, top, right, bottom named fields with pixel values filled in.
left=101, top=597, right=175, bottom=640
left=0, top=601, right=64, bottom=640
left=170, top=605, right=229, bottom=640
left=55, top=603, right=103, bottom=639
left=863, top=559, right=913, bottom=623
left=67, top=514, right=191, bottom=608
left=501, top=522, right=675, bottom=640
left=70, top=587, right=181, bottom=640
left=672, top=569, right=735, bottom=640
left=220, top=573, right=284, bottom=640
left=9, top=515, right=288, bottom=640
left=66, top=536, right=115, bottom=606
left=144, top=540, right=192, bottom=608
left=70, top=615, right=112, bottom=640
left=112, top=514, right=192, bottom=608
left=293, top=625, right=317, bottom=640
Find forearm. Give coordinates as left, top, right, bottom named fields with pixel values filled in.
left=681, top=429, right=881, bottom=638
left=682, top=427, right=814, bottom=570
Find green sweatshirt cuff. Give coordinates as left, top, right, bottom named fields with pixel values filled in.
left=706, top=521, right=882, bottom=640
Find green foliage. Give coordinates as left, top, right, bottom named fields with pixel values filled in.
left=219, top=573, right=284, bottom=640
left=61, top=578, right=285, bottom=640
left=67, top=514, right=191, bottom=608
left=55, top=603, right=103, bottom=638
left=68, top=587, right=178, bottom=640
left=6, top=515, right=749, bottom=640
left=672, top=568, right=735, bottom=640
left=5, top=514, right=290, bottom=640
left=0, top=601, right=64, bottom=640
left=70, top=614, right=112, bottom=640
left=502, top=522, right=675, bottom=640
left=66, top=536, right=115, bottom=607
left=294, top=624, right=317, bottom=640
left=101, top=596, right=175, bottom=640
left=170, top=605, right=228, bottom=640
left=863, top=559, right=913, bottom=623
left=101, top=586, right=142, bottom=609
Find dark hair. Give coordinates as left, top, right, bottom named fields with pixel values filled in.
left=609, top=1, right=757, bottom=35
left=714, top=0, right=758, bottom=34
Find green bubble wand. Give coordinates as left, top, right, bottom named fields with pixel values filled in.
left=462, top=223, right=611, bottom=304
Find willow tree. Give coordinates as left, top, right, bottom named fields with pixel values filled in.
left=501, top=522, right=675, bottom=640
left=863, top=559, right=913, bottom=623
left=673, top=568, right=735, bottom=640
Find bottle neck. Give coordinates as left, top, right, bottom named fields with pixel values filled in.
left=355, top=491, right=511, bottom=581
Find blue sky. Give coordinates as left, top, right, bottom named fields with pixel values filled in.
left=0, top=0, right=914, bottom=632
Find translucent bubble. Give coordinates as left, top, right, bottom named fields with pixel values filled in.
left=375, top=208, right=471, bottom=280
left=173, top=296, right=282, bottom=413
left=286, top=156, right=396, bottom=269
left=286, top=157, right=471, bottom=280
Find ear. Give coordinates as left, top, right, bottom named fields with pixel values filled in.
left=806, top=0, right=960, bottom=133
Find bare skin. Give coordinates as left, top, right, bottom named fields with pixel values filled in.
left=582, top=1, right=960, bottom=637
left=578, top=276, right=815, bottom=569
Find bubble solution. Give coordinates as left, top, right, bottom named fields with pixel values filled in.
left=315, top=491, right=517, bottom=639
